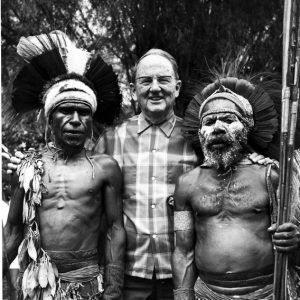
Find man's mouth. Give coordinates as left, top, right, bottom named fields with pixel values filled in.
left=148, top=97, right=164, bottom=102
left=64, top=130, right=84, bottom=136
left=207, top=138, right=231, bottom=149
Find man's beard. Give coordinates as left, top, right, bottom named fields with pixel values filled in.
left=200, top=127, right=249, bottom=170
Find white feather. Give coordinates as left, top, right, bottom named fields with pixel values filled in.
left=66, top=46, right=91, bottom=75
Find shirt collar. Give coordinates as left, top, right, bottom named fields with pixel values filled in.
left=138, top=112, right=176, bottom=137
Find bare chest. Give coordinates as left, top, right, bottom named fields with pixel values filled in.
left=41, top=156, right=101, bottom=203
left=190, top=166, right=270, bottom=217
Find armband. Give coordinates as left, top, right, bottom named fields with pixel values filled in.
left=174, top=211, right=194, bottom=231
left=174, top=288, right=195, bottom=300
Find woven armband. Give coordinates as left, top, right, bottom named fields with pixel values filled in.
left=174, top=211, right=194, bottom=231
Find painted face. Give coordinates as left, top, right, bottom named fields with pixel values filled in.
left=131, top=55, right=181, bottom=123
left=50, top=102, right=92, bottom=151
left=200, top=112, right=245, bottom=150
left=199, top=100, right=249, bottom=169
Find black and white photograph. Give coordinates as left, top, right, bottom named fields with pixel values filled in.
left=2, top=1, right=300, bottom=299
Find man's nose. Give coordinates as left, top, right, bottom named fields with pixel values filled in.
left=149, top=78, right=161, bottom=92
left=213, top=120, right=226, bottom=133
left=69, top=111, right=81, bottom=126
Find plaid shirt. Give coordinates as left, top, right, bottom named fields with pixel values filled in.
left=95, top=113, right=197, bottom=279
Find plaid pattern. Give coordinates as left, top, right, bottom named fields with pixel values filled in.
left=95, top=113, right=197, bottom=279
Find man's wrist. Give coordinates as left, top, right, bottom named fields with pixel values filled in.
left=103, top=263, right=124, bottom=299
left=173, top=287, right=195, bottom=300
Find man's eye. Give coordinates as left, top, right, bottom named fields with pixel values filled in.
left=223, top=118, right=234, bottom=124
left=158, top=77, right=171, bottom=84
left=58, top=108, right=71, bottom=114
left=139, top=79, right=152, bottom=85
left=203, top=120, right=215, bottom=126
left=79, top=111, right=90, bottom=116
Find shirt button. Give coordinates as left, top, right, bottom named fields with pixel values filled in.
left=151, top=176, right=156, bottom=181
left=151, top=204, right=156, bottom=209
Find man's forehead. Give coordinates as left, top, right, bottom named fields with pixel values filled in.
left=202, top=98, right=240, bottom=113
left=202, top=112, right=239, bottom=121
left=136, top=55, right=175, bottom=77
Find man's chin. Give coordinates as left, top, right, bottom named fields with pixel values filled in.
left=209, top=143, right=229, bottom=150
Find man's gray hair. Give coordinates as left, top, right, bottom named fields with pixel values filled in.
left=131, top=48, right=179, bottom=82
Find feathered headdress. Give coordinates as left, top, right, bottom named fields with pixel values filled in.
left=182, top=76, right=300, bottom=161
left=9, top=30, right=121, bottom=126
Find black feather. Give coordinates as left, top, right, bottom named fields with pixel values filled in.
left=85, top=54, right=122, bottom=125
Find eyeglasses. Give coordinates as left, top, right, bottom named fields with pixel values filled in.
left=136, top=75, right=175, bottom=87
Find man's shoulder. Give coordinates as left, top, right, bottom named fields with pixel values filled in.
left=91, top=153, right=119, bottom=168
left=179, top=166, right=201, bottom=184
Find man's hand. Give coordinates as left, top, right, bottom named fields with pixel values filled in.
left=6, top=151, right=24, bottom=174
left=268, top=222, right=300, bottom=252
left=249, top=152, right=275, bottom=165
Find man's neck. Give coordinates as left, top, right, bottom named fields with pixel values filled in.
left=143, top=110, right=174, bottom=125
left=48, top=142, right=86, bottom=159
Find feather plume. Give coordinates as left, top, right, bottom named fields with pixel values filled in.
left=86, top=54, right=122, bottom=125
left=65, top=46, right=91, bottom=75
left=8, top=31, right=122, bottom=128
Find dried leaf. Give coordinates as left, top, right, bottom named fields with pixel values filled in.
left=22, top=264, right=30, bottom=299
left=32, top=174, right=40, bottom=193
left=18, top=239, right=29, bottom=270
left=47, top=262, right=56, bottom=296
left=26, top=263, right=39, bottom=298
left=28, top=204, right=36, bottom=223
left=37, top=160, right=43, bottom=169
left=19, top=161, right=29, bottom=187
left=23, top=200, right=29, bottom=223
left=38, top=262, right=48, bottom=288
left=32, top=191, right=41, bottom=206
left=23, top=164, right=35, bottom=193
left=28, top=237, right=37, bottom=261
left=47, top=262, right=55, bottom=286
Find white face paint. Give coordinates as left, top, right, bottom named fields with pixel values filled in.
left=200, top=113, right=245, bottom=147
left=199, top=112, right=249, bottom=169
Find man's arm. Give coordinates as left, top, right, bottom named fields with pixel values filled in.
left=102, top=157, right=125, bottom=300
left=267, top=163, right=300, bottom=254
left=3, top=173, right=24, bottom=273
left=172, top=175, right=197, bottom=300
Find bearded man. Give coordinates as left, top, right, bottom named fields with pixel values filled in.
left=4, top=31, right=125, bottom=299
left=172, top=77, right=300, bottom=300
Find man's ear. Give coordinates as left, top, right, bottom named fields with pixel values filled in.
left=130, top=83, right=137, bottom=101
left=174, top=80, right=182, bottom=98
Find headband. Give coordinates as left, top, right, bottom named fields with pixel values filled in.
left=198, top=88, right=254, bottom=128
left=43, top=79, right=97, bottom=117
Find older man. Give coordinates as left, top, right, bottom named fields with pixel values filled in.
left=172, top=77, right=300, bottom=299
left=94, top=48, right=197, bottom=299
left=4, top=31, right=125, bottom=299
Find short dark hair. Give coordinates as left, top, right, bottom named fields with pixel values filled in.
left=131, top=48, right=179, bottom=82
